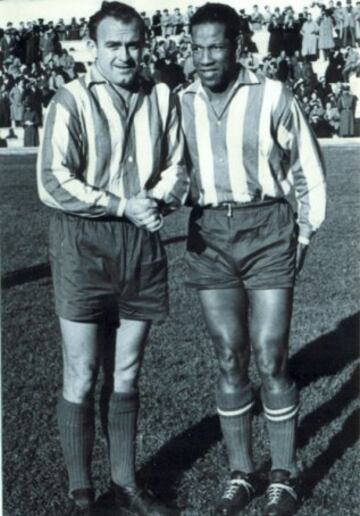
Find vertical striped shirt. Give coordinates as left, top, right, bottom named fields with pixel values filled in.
left=180, top=68, right=326, bottom=243
left=37, top=65, right=189, bottom=218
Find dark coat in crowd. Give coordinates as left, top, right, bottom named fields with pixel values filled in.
left=23, top=106, right=40, bottom=146
left=152, top=13, right=162, bottom=37
left=338, top=91, right=357, bottom=136
left=268, top=21, right=284, bottom=57
left=325, top=51, right=345, bottom=83
left=276, top=57, right=290, bottom=82
left=0, top=91, right=11, bottom=127
left=282, top=22, right=302, bottom=56
left=25, top=31, right=41, bottom=65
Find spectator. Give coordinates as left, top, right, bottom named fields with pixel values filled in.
left=268, top=15, right=284, bottom=57
left=355, top=1, right=360, bottom=43
left=337, top=83, right=357, bottom=135
left=325, top=49, right=345, bottom=82
left=55, top=18, right=67, bottom=41
left=23, top=98, right=40, bottom=146
left=58, top=49, right=76, bottom=80
left=172, top=8, right=184, bottom=35
left=26, top=78, right=43, bottom=125
left=7, top=56, right=22, bottom=79
left=342, top=3, right=356, bottom=46
left=250, top=5, right=264, bottom=31
left=319, top=9, right=336, bottom=59
left=283, top=14, right=302, bottom=57
left=0, top=83, right=11, bottom=134
left=67, top=17, right=80, bottom=39
left=161, top=9, right=172, bottom=37
left=13, top=21, right=27, bottom=63
left=263, top=5, right=273, bottom=24
left=41, top=26, right=61, bottom=61
left=79, top=18, right=89, bottom=39
left=289, top=51, right=303, bottom=82
left=183, top=5, right=195, bottom=34
left=276, top=50, right=291, bottom=82
left=25, top=25, right=41, bottom=66
left=334, top=1, right=345, bottom=40
left=0, top=26, right=17, bottom=63
left=316, top=75, right=333, bottom=103
left=301, top=13, right=319, bottom=60
left=9, top=77, right=26, bottom=127
left=48, top=67, right=66, bottom=91
left=239, top=9, right=255, bottom=51
left=152, top=10, right=162, bottom=37
left=302, top=58, right=319, bottom=95
left=324, top=99, right=341, bottom=133
left=342, top=45, right=360, bottom=80
left=155, top=52, right=185, bottom=90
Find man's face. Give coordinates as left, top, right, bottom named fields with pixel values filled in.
left=88, top=16, right=143, bottom=88
left=191, top=22, right=236, bottom=92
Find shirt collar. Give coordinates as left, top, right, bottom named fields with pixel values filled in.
left=183, top=66, right=261, bottom=95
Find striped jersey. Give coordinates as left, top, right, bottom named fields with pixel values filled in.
left=37, top=65, right=189, bottom=218
left=180, top=68, right=326, bottom=243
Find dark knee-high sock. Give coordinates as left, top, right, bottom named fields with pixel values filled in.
left=261, top=383, right=299, bottom=477
left=108, top=390, right=139, bottom=488
left=216, top=384, right=255, bottom=474
left=57, top=395, right=95, bottom=494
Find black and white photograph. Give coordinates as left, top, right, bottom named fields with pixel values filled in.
left=1, top=0, right=359, bottom=514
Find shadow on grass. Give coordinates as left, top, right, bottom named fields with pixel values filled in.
left=1, top=236, right=186, bottom=290
left=138, top=312, right=360, bottom=499
left=289, top=312, right=360, bottom=388
left=301, top=408, right=360, bottom=499
left=1, top=262, right=51, bottom=289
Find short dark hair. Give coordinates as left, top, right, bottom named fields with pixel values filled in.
left=88, top=1, right=146, bottom=42
left=189, top=3, right=241, bottom=42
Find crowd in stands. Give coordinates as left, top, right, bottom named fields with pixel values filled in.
left=0, top=1, right=359, bottom=146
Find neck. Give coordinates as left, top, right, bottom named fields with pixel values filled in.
left=204, top=70, right=238, bottom=100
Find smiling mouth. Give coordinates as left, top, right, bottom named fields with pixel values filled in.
left=113, top=65, right=133, bottom=71
left=201, top=69, right=218, bottom=75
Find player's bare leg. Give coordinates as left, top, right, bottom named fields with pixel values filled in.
left=249, top=289, right=299, bottom=515
left=198, top=288, right=257, bottom=514
left=58, top=319, right=101, bottom=510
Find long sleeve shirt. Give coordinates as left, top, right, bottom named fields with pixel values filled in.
left=179, top=67, right=326, bottom=244
left=37, top=65, right=188, bottom=218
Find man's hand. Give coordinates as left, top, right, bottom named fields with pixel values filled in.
left=295, top=243, right=308, bottom=276
left=124, top=191, right=163, bottom=232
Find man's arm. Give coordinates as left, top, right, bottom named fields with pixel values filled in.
left=37, top=95, right=127, bottom=218
left=146, top=88, right=189, bottom=210
left=37, top=90, right=162, bottom=230
left=276, top=88, right=326, bottom=269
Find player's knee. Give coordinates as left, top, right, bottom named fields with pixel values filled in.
left=255, top=342, right=286, bottom=383
left=63, top=363, right=97, bottom=404
left=113, top=362, right=141, bottom=393
left=217, top=348, right=243, bottom=385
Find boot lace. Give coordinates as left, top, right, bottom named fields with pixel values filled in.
left=223, top=478, right=253, bottom=500
left=267, top=482, right=297, bottom=505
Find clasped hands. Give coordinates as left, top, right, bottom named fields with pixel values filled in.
left=124, top=190, right=164, bottom=233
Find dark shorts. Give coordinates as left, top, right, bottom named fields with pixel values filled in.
left=49, top=212, right=168, bottom=323
left=186, top=199, right=297, bottom=290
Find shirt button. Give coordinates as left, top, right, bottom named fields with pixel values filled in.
left=217, top=121, right=221, bottom=126
left=128, top=156, right=133, bottom=163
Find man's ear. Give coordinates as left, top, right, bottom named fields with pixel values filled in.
left=87, top=39, right=98, bottom=61
left=236, top=34, right=243, bottom=56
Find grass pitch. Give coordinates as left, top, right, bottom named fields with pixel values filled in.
left=1, top=147, right=359, bottom=516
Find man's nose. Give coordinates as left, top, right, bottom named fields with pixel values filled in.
left=200, top=48, right=213, bottom=64
left=117, top=45, right=130, bottom=61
